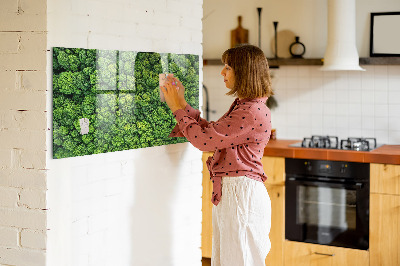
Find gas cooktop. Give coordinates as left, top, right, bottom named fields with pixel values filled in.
left=289, top=135, right=382, bottom=151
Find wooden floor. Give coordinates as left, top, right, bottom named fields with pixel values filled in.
left=202, top=257, right=211, bottom=266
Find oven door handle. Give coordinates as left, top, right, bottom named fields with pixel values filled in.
left=286, top=177, right=364, bottom=189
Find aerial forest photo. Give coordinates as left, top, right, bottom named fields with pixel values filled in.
left=52, top=47, right=199, bottom=159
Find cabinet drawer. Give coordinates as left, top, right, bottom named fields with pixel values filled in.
left=284, top=241, right=369, bottom=266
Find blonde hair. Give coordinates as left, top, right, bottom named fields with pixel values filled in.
left=221, top=44, right=273, bottom=99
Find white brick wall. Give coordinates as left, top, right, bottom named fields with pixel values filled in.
left=46, top=1, right=203, bottom=266
left=0, top=0, right=48, bottom=265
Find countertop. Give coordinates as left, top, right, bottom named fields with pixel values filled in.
left=263, top=139, right=400, bottom=165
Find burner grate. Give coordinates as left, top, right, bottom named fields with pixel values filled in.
left=301, top=135, right=339, bottom=149
left=340, top=137, right=377, bottom=151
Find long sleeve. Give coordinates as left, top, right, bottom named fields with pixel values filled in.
left=169, top=104, right=210, bottom=137
left=172, top=105, right=259, bottom=152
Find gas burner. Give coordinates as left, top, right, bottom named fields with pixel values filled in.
left=340, top=137, right=377, bottom=151
left=301, top=135, right=339, bottom=149
left=290, top=136, right=380, bottom=151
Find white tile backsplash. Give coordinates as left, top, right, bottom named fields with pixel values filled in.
left=203, top=64, right=400, bottom=144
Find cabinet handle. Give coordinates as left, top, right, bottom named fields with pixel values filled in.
left=314, top=252, right=335, bottom=257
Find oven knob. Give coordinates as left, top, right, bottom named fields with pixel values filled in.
left=305, top=162, right=312, bottom=171
left=340, top=164, right=347, bottom=174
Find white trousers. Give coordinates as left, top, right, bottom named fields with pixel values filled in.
left=212, top=176, right=271, bottom=266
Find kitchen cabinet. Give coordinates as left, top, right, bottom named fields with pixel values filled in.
left=201, top=154, right=286, bottom=266
left=201, top=152, right=213, bottom=258
left=261, top=156, right=285, bottom=266
left=370, top=163, right=400, bottom=266
left=284, top=241, right=369, bottom=266
left=370, top=163, right=400, bottom=195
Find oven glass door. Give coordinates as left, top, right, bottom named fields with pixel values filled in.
left=286, top=179, right=369, bottom=250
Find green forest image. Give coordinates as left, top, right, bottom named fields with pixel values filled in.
left=52, top=47, right=199, bottom=159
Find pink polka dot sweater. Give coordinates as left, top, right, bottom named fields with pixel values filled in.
left=169, top=97, right=272, bottom=206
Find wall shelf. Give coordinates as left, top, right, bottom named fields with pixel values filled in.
left=359, top=57, right=400, bottom=65
left=203, top=57, right=400, bottom=67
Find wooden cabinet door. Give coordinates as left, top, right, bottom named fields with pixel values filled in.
left=370, top=163, right=400, bottom=195
left=262, top=156, right=285, bottom=186
left=264, top=184, right=284, bottom=266
left=370, top=193, right=400, bottom=266
left=284, top=241, right=369, bottom=266
left=202, top=152, right=213, bottom=258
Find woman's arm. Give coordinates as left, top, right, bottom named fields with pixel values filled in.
left=172, top=106, right=257, bottom=152
left=162, top=77, right=210, bottom=138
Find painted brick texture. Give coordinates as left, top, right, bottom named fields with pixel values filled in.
left=0, top=0, right=48, bottom=265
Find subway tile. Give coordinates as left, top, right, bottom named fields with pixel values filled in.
left=374, top=130, right=389, bottom=144
left=348, top=116, right=362, bottom=129
left=323, top=115, right=336, bottom=129
left=361, top=77, right=374, bottom=91
left=323, top=86, right=336, bottom=103
left=322, top=70, right=335, bottom=78
left=389, top=104, right=400, bottom=117
left=310, top=66, right=324, bottom=77
left=336, top=103, right=349, bottom=116
left=348, top=103, right=362, bottom=116
left=273, top=66, right=287, bottom=78
left=375, top=104, right=389, bottom=117
left=336, top=90, right=349, bottom=103
left=336, top=115, right=349, bottom=129
left=286, top=77, right=299, bottom=89
left=310, top=77, right=324, bottom=90
left=285, top=66, right=298, bottom=77
left=348, top=70, right=362, bottom=80
left=311, top=114, right=324, bottom=128
left=361, top=104, right=375, bottom=117
left=388, top=76, right=400, bottom=91
left=374, top=65, right=388, bottom=77
left=323, top=103, right=336, bottom=116
left=388, top=117, right=400, bottom=131
left=388, top=91, right=400, bottom=104
left=388, top=131, right=400, bottom=144
left=362, top=116, right=375, bottom=130
left=298, top=77, right=311, bottom=89
left=374, top=89, right=388, bottom=104
left=335, top=74, right=349, bottom=90
left=348, top=90, right=362, bottom=103
left=374, top=117, right=389, bottom=130
left=298, top=67, right=311, bottom=78
left=374, top=77, right=388, bottom=92
left=348, top=72, right=362, bottom=90
left=349, top=128, right=362, bottom=137
left=361, top=90, right=375, bottom=104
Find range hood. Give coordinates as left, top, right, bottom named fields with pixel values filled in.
left=320, top=0, right=365, bottom=71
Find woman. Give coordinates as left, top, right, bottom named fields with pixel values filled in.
left=161, top=44, right=273, bottom=266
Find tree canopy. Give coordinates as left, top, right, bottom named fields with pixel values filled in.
left=52, top=47, right=199, bottom=159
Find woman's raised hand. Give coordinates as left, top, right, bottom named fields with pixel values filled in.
left=160, top=76, right=186, bottom=113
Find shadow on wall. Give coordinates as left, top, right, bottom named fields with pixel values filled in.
left=129, top=143, right=192, bottom=265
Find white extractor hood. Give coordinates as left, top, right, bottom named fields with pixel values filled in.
left=320, top=0, right=365, bottom=71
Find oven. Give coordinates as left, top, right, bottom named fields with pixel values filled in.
left=285, top=158, right=370, bottom=250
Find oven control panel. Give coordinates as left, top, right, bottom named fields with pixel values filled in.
left=286, top=158, right=369, bottom=180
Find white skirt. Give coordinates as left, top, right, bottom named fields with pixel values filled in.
left=212, top=176, right=271, bottom=266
